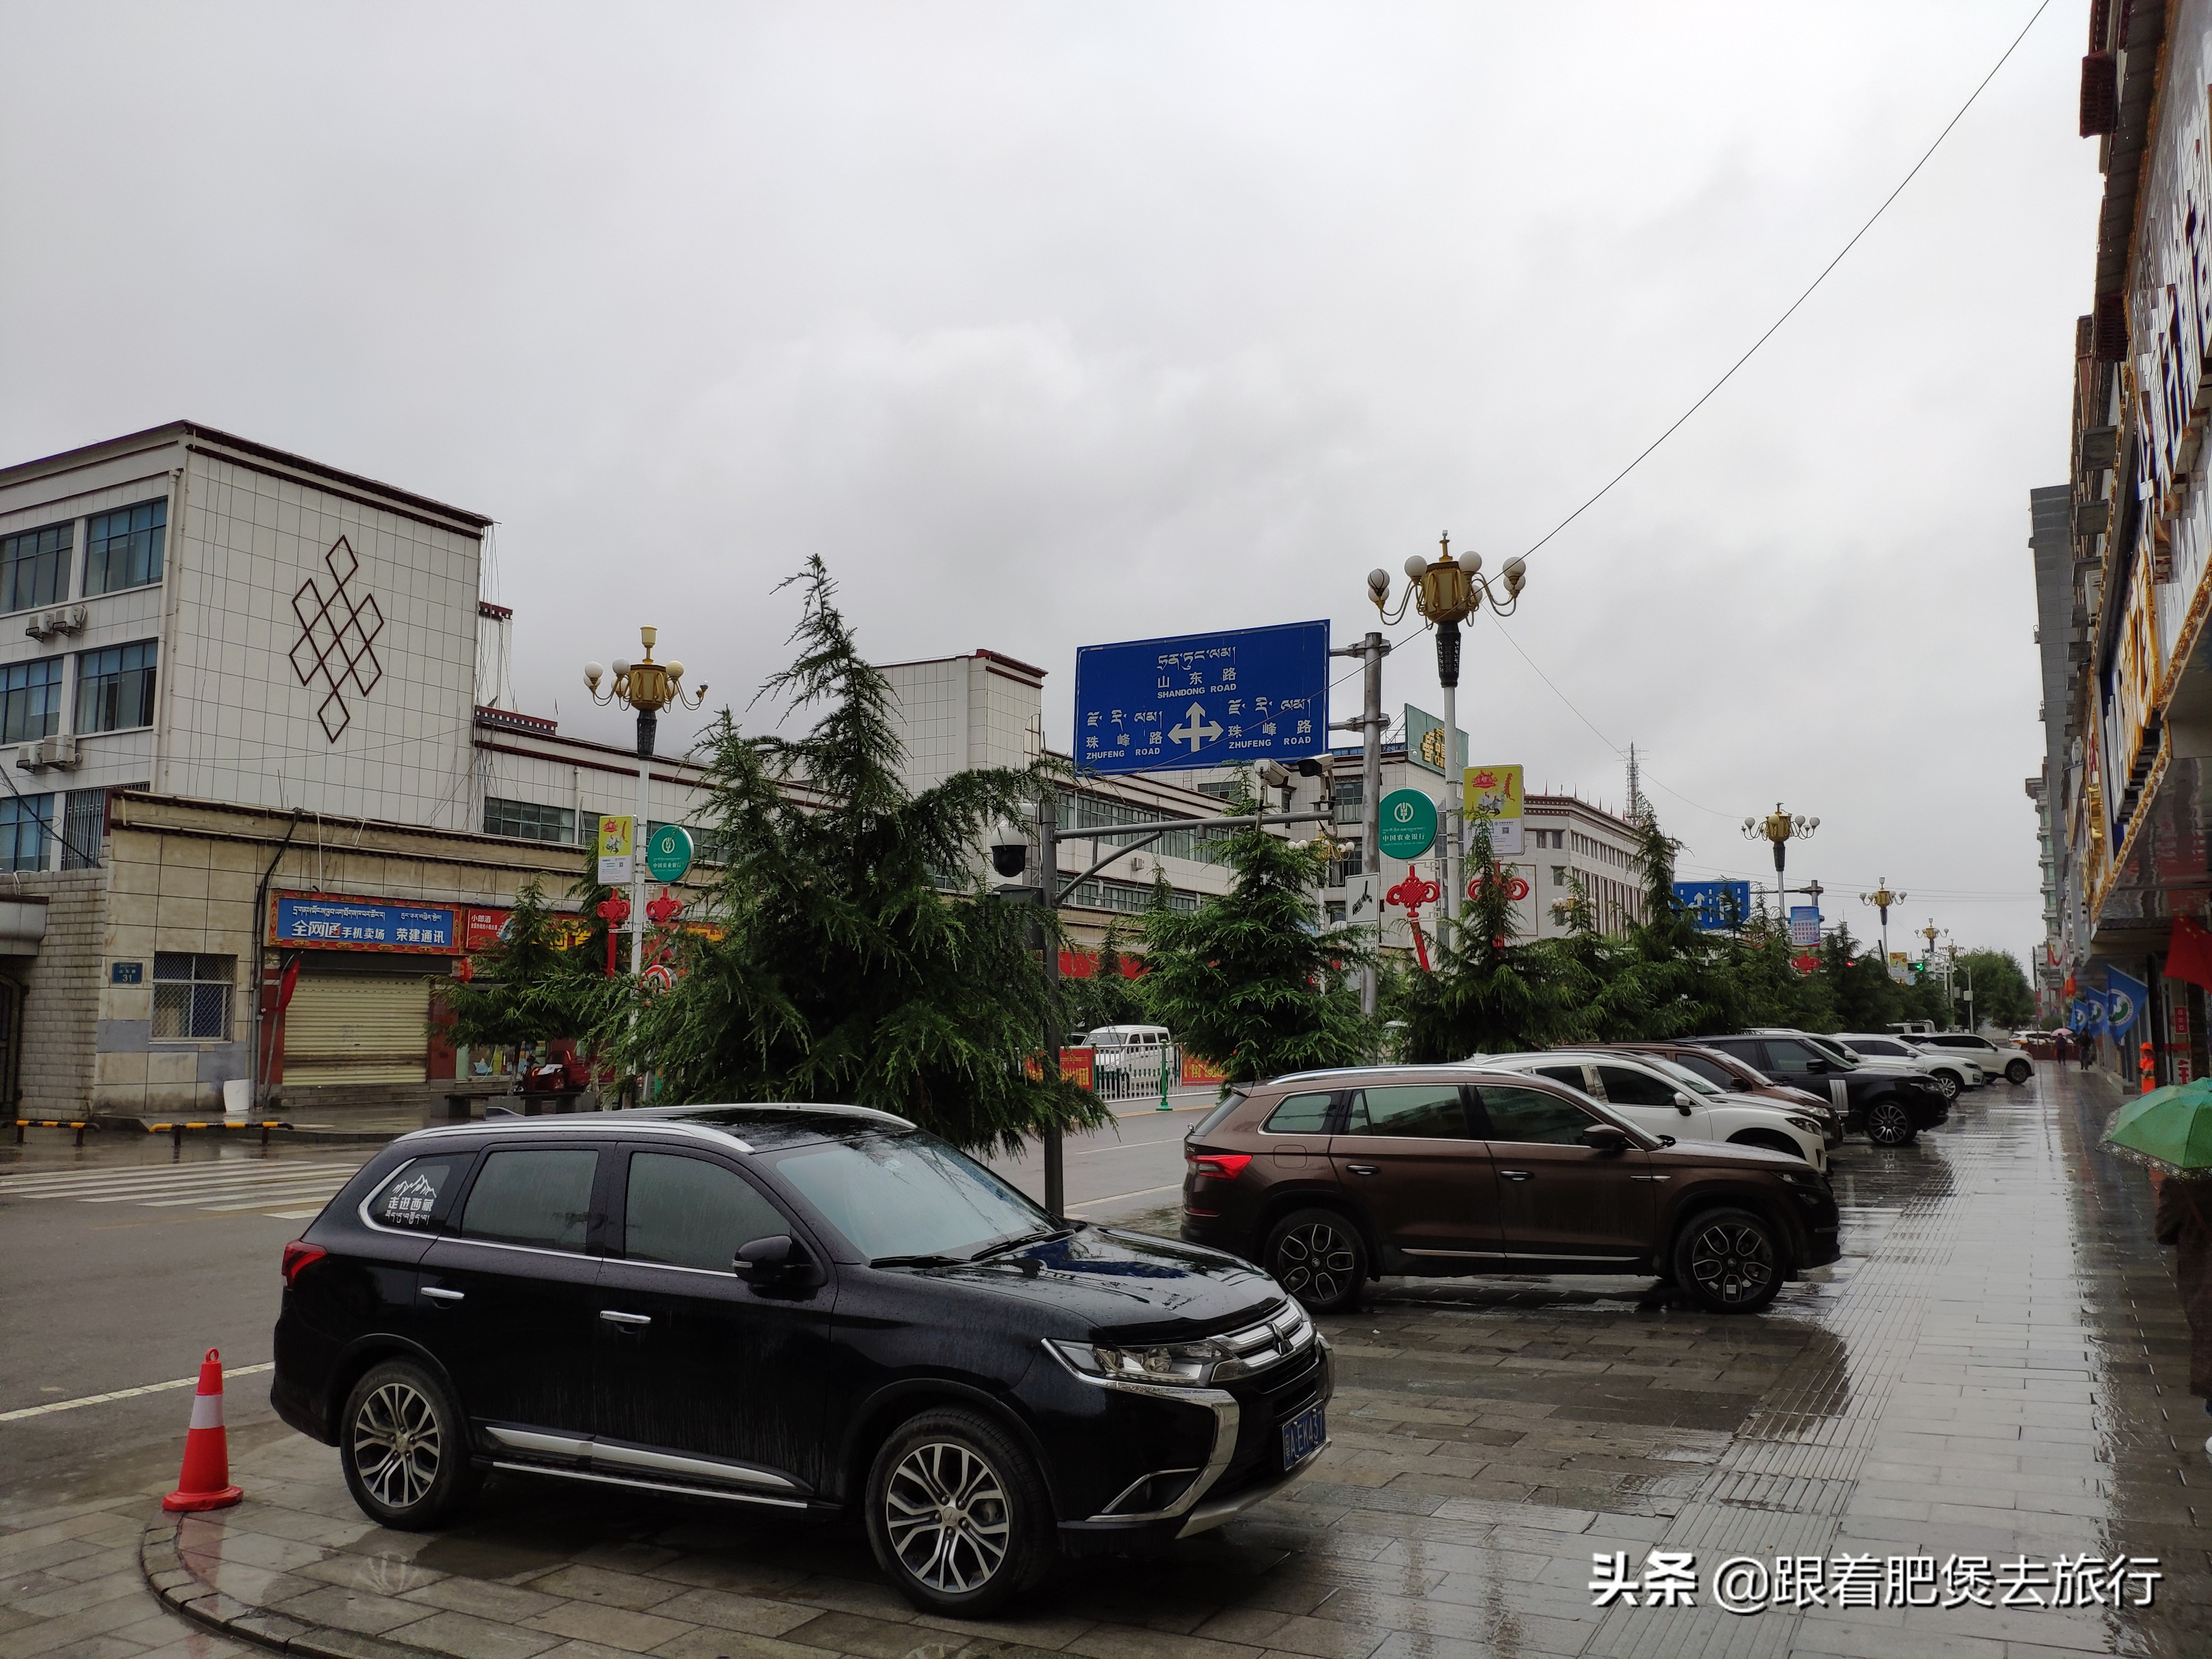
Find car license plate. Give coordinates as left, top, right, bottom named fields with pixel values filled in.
left=1279, top=1403, right=1326, bottom=1469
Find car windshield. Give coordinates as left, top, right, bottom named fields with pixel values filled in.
left=1644, top=1055, right=1723, bottom=1096
left=770, top=1133, right=1052, bottom=1263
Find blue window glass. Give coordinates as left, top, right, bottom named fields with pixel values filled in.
left=0, top=792, right=50, bottom=872
left=76, top=641, right=157, bottom=733
left=84, top=500, right=165, bottom=595
left=0, top=659, right=63, bottom=744
left=1, top=522, right=72, bottom=613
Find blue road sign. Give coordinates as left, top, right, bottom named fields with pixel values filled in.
left=1074, top=621, right=1329, bottom=774
left=1672, top=880, right=1751, bottom=930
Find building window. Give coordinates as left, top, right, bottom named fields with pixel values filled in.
left=1334, top=780, right=1364, bottom=823
left=84, top=500, right=165, bottom=595
left=0, top=658, right=63, bottom=744
left=1059, top=789, right=1229, bottom=863
left=1325, top=900, right=1347, bottom=924
left=1069, top=876, right=1200, bottom=915
left=483, top=797, right=577, bottom=844
left=76, top=641, right=157, bottom=732
left=1552, top=865, right=1567, bottom=887
left=0, top=522, right=72, bottom=614
left=60, top=788, right=109, bottom=870
left=0, top=792, right=50, bottom=872
left=153, top=952, right=234, bottom=1040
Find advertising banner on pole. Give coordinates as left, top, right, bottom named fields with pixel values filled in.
left=1403, top=705, right=1467, bottom=778
left=1788, top=906, right=1821, bottom=948
left=597, top=815, right=635, bottom=885
left=2105, top=967, right=2147, bottom=1039
left=1463, top=764, right=1523, bottom=856
left=1888, top=951, right=1911, bottom=983
left=1073, top=621, right=1328, bottom=773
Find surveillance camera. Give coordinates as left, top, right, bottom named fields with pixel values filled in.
left=990, top=819, right=1028, bottom=878
left=1257, top=760, right=1290, bottom=787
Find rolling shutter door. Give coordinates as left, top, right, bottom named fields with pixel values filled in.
left=283, top=975, right=430, bottom=1085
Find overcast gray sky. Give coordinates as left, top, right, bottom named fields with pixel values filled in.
left=2, top=2, right=2095, bottom=960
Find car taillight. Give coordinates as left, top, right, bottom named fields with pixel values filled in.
left=1187, top=1153, right=1252, bottom=1181
left=281, top=1242, right=328, bottom=1286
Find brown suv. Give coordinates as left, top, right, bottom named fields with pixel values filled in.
left=1181, top=1066, right=1839, bottom=1317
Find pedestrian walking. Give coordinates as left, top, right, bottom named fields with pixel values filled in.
left=2153, top=1173, right=2212, bottom=1460
left=2054, top=1029, right=2071, bottom=1064
left=2079, top=1032, right=2095, bottom=1070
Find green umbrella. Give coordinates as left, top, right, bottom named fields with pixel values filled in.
left=2104, top=1079, right=2212, bottom=1173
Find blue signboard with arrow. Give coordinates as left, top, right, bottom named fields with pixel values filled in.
left=1073, top=621, right=1329, bottom=774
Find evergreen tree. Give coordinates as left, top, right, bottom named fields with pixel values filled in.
left=1138, top=784, right=1372, bottom=1085
left=607, top=558, right=1106, bottom=1155
left=1064, top=920, right=1147, bottom=1035
left=441, top=875, right=622, bottom=1057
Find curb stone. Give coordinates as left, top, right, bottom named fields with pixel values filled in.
left=140, top=1513, right=444, bottom=1659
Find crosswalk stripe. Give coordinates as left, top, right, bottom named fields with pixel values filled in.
left=133, top=1183, right=353, bottom=1209
left=0, top=1159, right=365, bottom=1197
left=0, top=1158, right=370, bottom=1215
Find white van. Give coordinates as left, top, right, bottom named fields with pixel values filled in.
left=1085, top=1024, right=1172, bottom=1072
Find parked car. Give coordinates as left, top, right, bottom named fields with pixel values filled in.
left=1912, top=1029, right=2035, bottom=1086
left=273, top=1105, right=1331, bottom=1615
left=1585, top=1041, right=1843, bottom=1147
left=1181, top=1066, right=1840, bottom=1317
left=1698, top=1035, right=1949, bottom=1146
left=1468, top=1051, right=1830, bottom=1170
left=1831, top=1032, right=1985, bottom=1096
left=1751, top=1027, right=1980, bottom=1100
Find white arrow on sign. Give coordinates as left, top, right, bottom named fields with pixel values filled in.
left=1169, top=702, right=1223, bottom=753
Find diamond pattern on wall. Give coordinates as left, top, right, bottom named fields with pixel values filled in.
left=290, top=537, right=385, bottom=743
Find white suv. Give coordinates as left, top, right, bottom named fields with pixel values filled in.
left=1831, top=1032, right=1984, bottom=1099
left=1466, top=1050, right=1830, bottom=1171
left=1912, top=1030, right=2034, bottom=1086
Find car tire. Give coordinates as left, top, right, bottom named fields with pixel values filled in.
left=1864, top=1098, right=1918, bottom=1147
left=338, top=1359, right=479, bottom=1530
left=1728, top=1130, right=1809, bottom=1162
left=865, top=1408, right=1053, bottom=1616
left=1672, top=1207, right=1784, bottom=1315
left=1265, top=1207, right=1368, bottom=1313
left=2006, top=1059, right=2031, bottom=1085
left=1928, top=1070, right=1960, bottom=1102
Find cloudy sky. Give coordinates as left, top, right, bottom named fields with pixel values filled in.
left=3, top=2, right=2094, bottom=959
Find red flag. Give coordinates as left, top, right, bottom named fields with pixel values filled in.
left=2169, top=916, right=2212, bottom=992
left=277, top=955, right=301, bottom=1012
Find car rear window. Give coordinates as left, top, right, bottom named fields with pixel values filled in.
left=1595, top=1065, right=1676, bottom=1107
left=1532, top=1064, right=1586, bottom=1090
left=1188, top=1091, right=1249, bottom=1138
left=459, top=1149, right=598, bottom=1252
left=1262, top=1092, right=1335, bottom=1133
left=1343, top=1085, right=1472, bottom=1139
left=366, top=1155, right=473, bottom=1231
left=1475, top=1085, right=1596, bottom=1145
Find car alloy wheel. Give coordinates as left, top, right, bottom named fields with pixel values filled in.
left=337, top=1359, right=478, bottom=1529
left=2007, top=1059, right=2032, bottom=1085
left=1865, top=1100, right=1916, bottom=1147
left=865, top=1408, right=1050, bottom=1615
left=1929, top=1070, right=1960, bottom=1101
left=1675, top=1209, right=1780, bottom=1314
left=1266, top=1207, right=1367, bottom=1313
left=885, top=1440, right=1010, bottom=1595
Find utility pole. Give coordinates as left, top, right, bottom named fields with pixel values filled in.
left=1330, top=629, right=1389, bottom=1018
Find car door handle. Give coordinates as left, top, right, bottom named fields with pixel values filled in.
left=1499, top=1170, right=1534, bottom=1182
left=1345, top=1164, right=1379, bottom=1176
left=599, top=1310, right=651, bottom=1326
left=420, top=1286, right=465, bottom=1302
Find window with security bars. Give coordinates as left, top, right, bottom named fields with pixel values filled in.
left=1, top=521, right=72, bottom=613
left=0, top=658, right=63, bottom=744
left=77, top=641, right=157, bottom=732
left=61, top=789, right=109, bottom=870
left=483, top=797, right=576, bottom=844
left=0, top=792, right=50, bottom=872
left=153, top=953, right=233, bottom=1041
left=1069, top=877, right=1199, bottom=916
left=84, top=499, right=165, bottom=595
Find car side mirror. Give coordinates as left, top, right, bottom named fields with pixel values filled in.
left=1581, top=1126, right=1630, bottom=1154
left=1672, top=1092, right=1694, bottom=1114
left=1803, top=1059, right=1830, bottom=1074
left=733, top=1234, right=798, bottom=1284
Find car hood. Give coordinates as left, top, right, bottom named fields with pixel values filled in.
left=927, top=1224, right=1285, bottom=1342
left=1650, top=1136, right=1805, bottom=1171
left=1756, top=1085, right=1831, bottom=1110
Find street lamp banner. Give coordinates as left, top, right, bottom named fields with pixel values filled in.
left=1462, top=764, right=1523, bottom=856
left=1888, top=951, right=1911, bottom=983
left=1073, top=620, right=1328, bottom=774
left=1788, top=905, right=1821, bottom=947
left=1672, top=880, right=1751, bottom=930
left=1403, top=704, right=1466, bottom=779
left=596, top=815, right=635, bottom=885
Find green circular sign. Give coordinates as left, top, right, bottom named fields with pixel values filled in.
left=1376, top=789, right=1438, bottom=860
left=645, top=823, right=695, bottom=883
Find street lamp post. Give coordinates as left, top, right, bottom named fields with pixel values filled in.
left=1860, top=878, right=1906, bottom=965
left=583, top=628, right=708, bottom=988
left=1370, top=536, right=1527, bottom=944
left=1743, top=804, right=1819, bottom=917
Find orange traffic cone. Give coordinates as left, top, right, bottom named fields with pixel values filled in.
left=161, top=1348, right=243, bottom=1512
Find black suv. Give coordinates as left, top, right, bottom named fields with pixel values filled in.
left=272, top=1105, right=1332, bottom=1615
left=1699, top=1035, right=1949, bottom=1146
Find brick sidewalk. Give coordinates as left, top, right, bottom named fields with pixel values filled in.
left=4, top=1065, right=2204, bottom=1659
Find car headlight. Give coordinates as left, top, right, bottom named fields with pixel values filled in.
left=1048, top=1304, right=1315, bottom=1388
left=1786, top=1115, right=1822, bottom=1136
